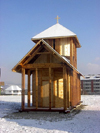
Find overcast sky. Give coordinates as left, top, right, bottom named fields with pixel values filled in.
left=0, top=0, right=100, bottom=85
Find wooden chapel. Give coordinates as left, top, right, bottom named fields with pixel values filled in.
left=12, top=16, right=83, bottom=112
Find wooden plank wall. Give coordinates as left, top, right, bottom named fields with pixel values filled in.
left=31, top=67, right=64, bottom=108
left=70, top=70, right=81, bottom=107
left=32, top=68, right=54, bottom=108
left=31, top=67, right=81, bottom=109
left=44, top=38, right=70, bottom=57
left=54, top=68, right=64, bottom=108
left=70, top=37, right=77, bottom=69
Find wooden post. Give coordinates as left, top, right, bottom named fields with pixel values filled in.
left=40, top=69, right=43, bottom=107
left=22, top=68, right=25, bottom=110
left=28, top=70, right=30, bottom=107
left=70, top=70, right=73, bottom=107
left=78, top=74, right=81, bottom=101
left=36, top=68, right=38, bottom=109
left=32, top=71, right=34, bottom=106
left=67, top=70, right=70, bottom=108
left=49, top=67, right=51, bottom=109
left=53, top=70, right=55, bottom=107
left=57, top=79, right=59, bottom=98
left=70, top=37, right=73, bottom=66
left=75, top=47, right=77, bottom=69
left=63, top=65, right=67, bottom=110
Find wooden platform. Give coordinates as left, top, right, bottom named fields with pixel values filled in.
left=19, top=107, right=70, bottom=113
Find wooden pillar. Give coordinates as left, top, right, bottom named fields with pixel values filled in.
left=75, top=47, right=77, bottom=69
left=36, top=68, right=38, bottom=109
left=67, top=70, right=70, bottom=108
left=27, top=70, right=30, bottom=107
left=22, top=68, right=25, bottom=110
left=70, top=37, right=73, bottom=66
left=53, top=70, right=55, bottom=107
left=32, top=71, right=34, bottom=106
left=40, top=69, right=43, bottom=107
left=78, top=75, right=81, bottom=101
left=70, top=70, right=73, bottom=107
left=63, top=65, right=67, bottom=110
left=57, top=79, right=59, bottom=98
left=49, top=67, right=51, bottom=109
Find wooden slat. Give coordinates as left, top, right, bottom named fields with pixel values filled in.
left=70, top=70, right=73, bottom=106
left=22, top=68, right=25, bottom=110
left=57, top=79, right=59, bottom=98
left=70, top=37, right=73, bottom=66
left=63, top=66, right=67, bottom=110
left=24, top=63, right=63, bottom=69
left=36, top=68, right=38, bottom=109
left=49, top=67, right=51, bottom=109
left=40, top=70, right=43, bottom=107
left=53, top=70, right=55, bottom=107
left=78, top=74, right=81, bottom=101
left=32, top=71, right=34, bottom=106
left=75, top=45, right=77, bottom=69
left=67, top=70, right=70, bottom=108
left=27, top=70, right=30, bottom=107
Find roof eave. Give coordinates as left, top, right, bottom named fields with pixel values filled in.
left=31, top=35, right=76, bottom=41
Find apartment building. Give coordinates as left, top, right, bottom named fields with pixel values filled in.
left=81, top=74, right=100, bottom=94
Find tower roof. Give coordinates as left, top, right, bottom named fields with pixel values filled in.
left=32, top=23, right=76, bottom=40
left=31, top=23, right=81, bottom=47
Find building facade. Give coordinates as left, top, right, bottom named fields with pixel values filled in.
left=81, top=74, right=100, bottom=95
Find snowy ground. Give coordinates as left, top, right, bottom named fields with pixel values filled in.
left=0, top=95, right=100, bottom=133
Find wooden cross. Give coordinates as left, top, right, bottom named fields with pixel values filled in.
left=55, top=15, right=60, bottom=23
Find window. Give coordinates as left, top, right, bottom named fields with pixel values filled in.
left=53, top=39, right=55, bottom=49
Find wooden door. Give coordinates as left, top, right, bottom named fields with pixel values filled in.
left=42, top=81, right=49, bottom=107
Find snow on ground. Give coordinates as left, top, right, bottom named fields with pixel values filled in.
left=0, top=95, right=100, bottom=133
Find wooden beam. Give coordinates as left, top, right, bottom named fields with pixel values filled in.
left=23, top=45, right=43, bottom=65
left=24, top=63, right=63, bottom=69
left=36, top=52, right=50, bottom=54
left=63, top=65, right=67, bottom=110
left=27, top=70, right=30, bottom=107
left=49, top=67, right=51, bottom=109
left=22, top=68, right=25, bottom=110
left=32, top=71, right=34, bottom=106
left=36, top=68, right=38, bottom=109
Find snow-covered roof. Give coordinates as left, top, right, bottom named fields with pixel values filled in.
left=31, top=23, right=81, bottom=47
left=6, top=85, right=21, bottom=90
left=32, top=23, right=76, bottom=40
left=81, top=74, right=100, bottom=80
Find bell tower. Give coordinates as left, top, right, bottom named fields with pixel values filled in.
left=31, top=16, right=81, bottom=69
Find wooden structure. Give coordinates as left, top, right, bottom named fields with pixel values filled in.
left=12, top=21, right=83, bottom=112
